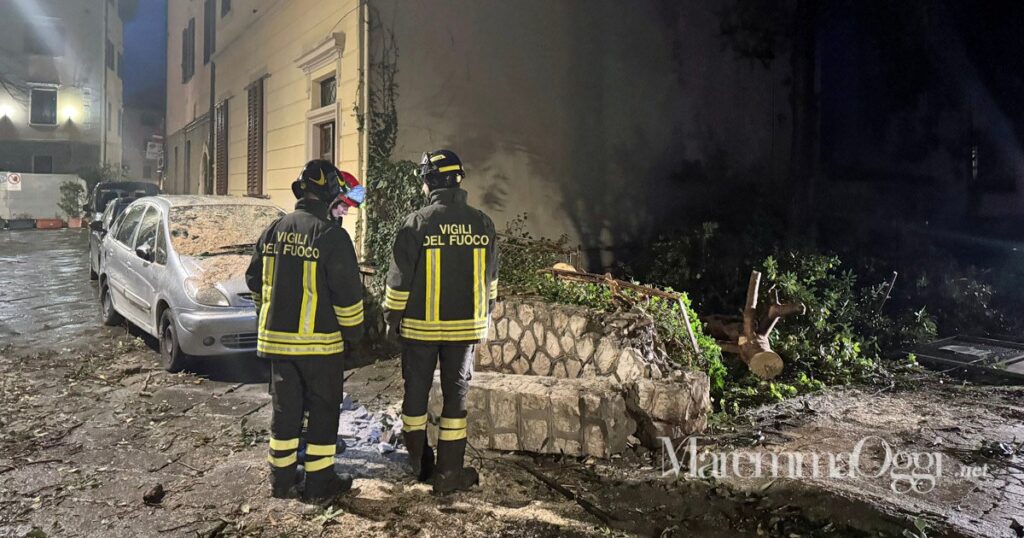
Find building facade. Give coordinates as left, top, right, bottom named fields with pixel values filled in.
left=167, top=0, right=790, bottom=266
left=0, top=0, right=124, bottom=174
left=122, top=105, right=163, bottom=181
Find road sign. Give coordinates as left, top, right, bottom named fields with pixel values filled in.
left=146, top=142, right=163, bottom=161
left=0, top=172, right=21, bottom=191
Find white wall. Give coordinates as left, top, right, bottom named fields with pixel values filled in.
left=0, top=174, right=86, bottom=220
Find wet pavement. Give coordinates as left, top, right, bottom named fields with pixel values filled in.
left=0, top=229, right=115, bottom=352
left=0, top=228, right=268, bottom=381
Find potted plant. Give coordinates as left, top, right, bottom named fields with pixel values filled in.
left=59, top=181, right=86, bottom=228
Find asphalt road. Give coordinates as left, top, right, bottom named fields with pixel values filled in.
left=0, top=229, right=112, bottom=352
left=0, top=228, right=268, bottom=382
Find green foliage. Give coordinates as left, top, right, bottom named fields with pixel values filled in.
left=638, top=223, right=954, bottom=413
left=498, top=214, right=572, bottom=294
left=638, top=292, right=728, bottom=394
left=499, top=215, right=725, bottom=383
left=358, top=27, right=423, bottom=342
left=58, top=181, right=85, bottom=219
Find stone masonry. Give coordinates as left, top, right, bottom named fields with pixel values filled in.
left=424, top=297, right=712, bottom=458
left=429, top=373, right=636, bottom=457
left=477, top=298, right=674, bottom=382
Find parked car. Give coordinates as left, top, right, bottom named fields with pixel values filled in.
left=89, top=197, right=138, bottom=280
left=98, top=195, right=285, bottom=371
left=87, top=181, right=160, bottom=223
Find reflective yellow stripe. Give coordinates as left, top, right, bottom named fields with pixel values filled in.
left=399, top=326, right=488, bottom=341
left=334, top=301, right=364, bottom=328
left=425, top=249, right=441, bottom=321
left=383, top=297, right=407, bottom=310
left=489, top=279, right=498, bottom=300
left=269, top=437, right=299, bottom=451
left=429, top=154, right=447, bottom=163
left=336, top=314, right=364, bottom=327
left=257, top=340, right=344, bottom=355
left=299, top=260, right=318, bottom=335
left=305, top=456, right=334, bottom=472
left=306, top=443, right=336, bottom=457
left=439, top=417, right=467, bottom=429
left=401, top=318, right=488, bottom=330
left=473, top=247, right=481, bottom=319
left=259, top=329, right=342, bottom=343
left=259, top=256, right=275, bottom=332
left=402, top=413, right=428, bottom=432
left=267, top=453, right=297, bottom=467
left=439, top=428, right=467, bottom=441
left=385, top=287, right=410, bottom=300
left=333, top=301, right=363, bottom=317
left=437, top=165, right=461, bottom=173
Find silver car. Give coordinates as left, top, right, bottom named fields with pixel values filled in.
left=97, top=195, right=285, bottom=371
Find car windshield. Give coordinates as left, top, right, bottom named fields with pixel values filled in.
left=168, top=204, right=281, bottom=257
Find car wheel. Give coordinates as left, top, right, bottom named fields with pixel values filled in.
left=89, top=258, right=98, bottom=281
left=99, top=282, right=123, bottom=326
left=159, top=309, right=188, bottom=373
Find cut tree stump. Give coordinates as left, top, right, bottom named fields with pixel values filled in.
left=708, top=271, right=805, bottom=380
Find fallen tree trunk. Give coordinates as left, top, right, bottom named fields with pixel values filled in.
left=707, top=271, right=805, bottom=380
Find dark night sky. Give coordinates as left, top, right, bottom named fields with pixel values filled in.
left=123, top=0, right=166, bottom=109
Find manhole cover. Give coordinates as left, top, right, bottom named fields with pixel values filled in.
left=910, top=336, right=1024, bottom=383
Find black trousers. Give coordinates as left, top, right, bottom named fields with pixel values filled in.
left=401, top=343, right=474, bottom=420
left=268, top=355, right=344, bottom=479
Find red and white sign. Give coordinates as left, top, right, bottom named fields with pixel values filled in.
left=0, top=172, right=21, bottom=191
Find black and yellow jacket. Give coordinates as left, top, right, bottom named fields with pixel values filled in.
left=245, top=199, right=364, bottom=358
left=384, top=188, right=498, bottom=343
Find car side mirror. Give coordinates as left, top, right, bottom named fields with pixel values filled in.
left=82, top=204, right=91, bottom=213
left=90, top=221, right=105, bottom=232
left=136, top=244, right=154, bottom=262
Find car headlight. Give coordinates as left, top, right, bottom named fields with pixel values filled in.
left=184, top=277, right=230, bottom=307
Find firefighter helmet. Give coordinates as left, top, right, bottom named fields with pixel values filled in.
left=292, top=160, right=343, bottom=203
left=418, top=149, right=464, bottom=190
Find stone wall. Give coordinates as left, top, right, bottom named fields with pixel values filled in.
left=477, top=298, right=675, bottom=383
left=429, top=373, right=636, bottom=458
left=421, top=297, right=713, bottom=458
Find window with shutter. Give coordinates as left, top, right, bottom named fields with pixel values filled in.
left=215, top=100, right=228, bottom=195
left=246, top=79, right=264, bottom=196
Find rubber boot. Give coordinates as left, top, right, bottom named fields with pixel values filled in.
left=432, top=438, right=479, bottom=495
left=270, top=466, right=300, bottom=499
left=403, top=430, right=435, bottom=482
left=303, top=469, right=353, bottom=502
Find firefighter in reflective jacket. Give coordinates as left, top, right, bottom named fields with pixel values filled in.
left=384, top=149, right=498, bottom=494
left=245, top=160, right=366, bottom=501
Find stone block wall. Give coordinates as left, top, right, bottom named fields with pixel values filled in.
left=422, top=297, right=712, bottom=458
left=477, top=298, right=674, bottom=383
left=429, top=372, right=636, bottom=458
